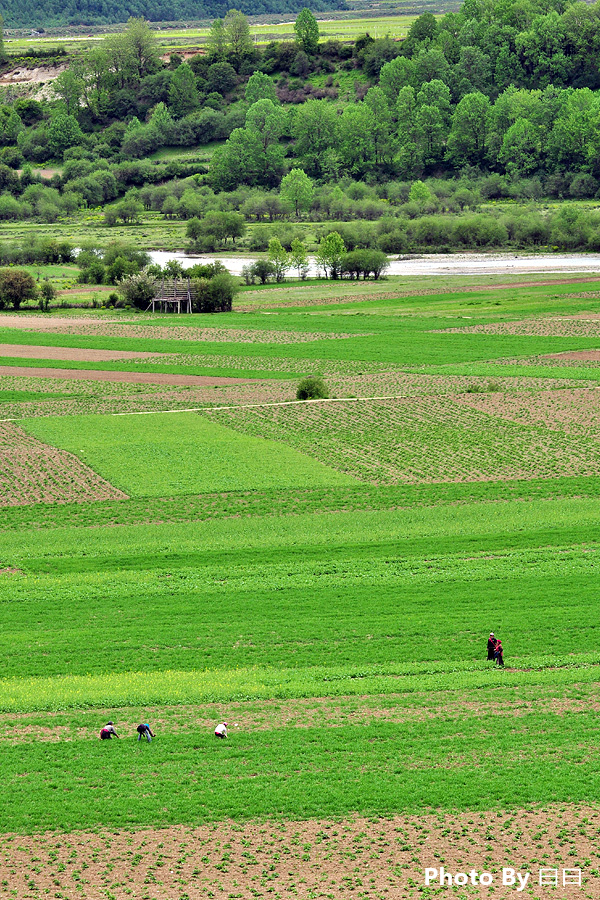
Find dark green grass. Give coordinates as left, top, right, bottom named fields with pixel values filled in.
left=1, top=498, right=600, bottom=678
left=2, top=714, right=600, bottom=832
left=0, top=390, right=81, bottom=402
left=3, top=474, right=600, bottom=532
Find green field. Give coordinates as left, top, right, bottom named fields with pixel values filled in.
left=1, top=273, right=600, bottom=896
left=4, top=13, right=421, bottom=55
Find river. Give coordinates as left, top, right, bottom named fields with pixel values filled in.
left=148, top=250, right=600, bottom=278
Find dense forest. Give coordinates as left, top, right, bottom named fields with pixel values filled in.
left=1, top=1, right=600, bottom=263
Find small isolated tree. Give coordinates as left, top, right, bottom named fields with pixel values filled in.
left=290, top=238, right=309, bottom=279
left=39, top=278, right=56, bottom=311
left=0, top=268, right=37, bottom=309
left=267, top=237, right=289, bottom=282
left=294, top=8, right=319, bottom=55
left=408, top=180, right=432, bottom=205
left=315, top=230, right=346, bottom=279
left=251, top=259, right=275, bottom=283
left=280, top=168, right=314, bottom=218
left=296, top=375, right=328, bottom=400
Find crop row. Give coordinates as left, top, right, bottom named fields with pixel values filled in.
left=208, top=394, right=600, bottom=484
left=0, top=423, right=127, bottom=507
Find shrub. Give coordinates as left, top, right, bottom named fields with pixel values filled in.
left=118, top=271, right=157, bottom=309
left=296, top=376, right=328, bottom=401
left=191, top=272, right=238, bottom=312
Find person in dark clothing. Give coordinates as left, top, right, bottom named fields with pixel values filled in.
left=487, top=632, right=496, bottom=661
left=100, top=721, right=119, bottom=740
left=136, top=723, right=155, bottom=743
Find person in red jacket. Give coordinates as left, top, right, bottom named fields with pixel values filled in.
left=494, top=639, right=504, bottom=667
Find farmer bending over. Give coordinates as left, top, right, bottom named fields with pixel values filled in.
left=137, top=723, right=155, bottom=743
left=100, top=721, right=119, bottom=740
left=215, top=722, right=228, bottom=739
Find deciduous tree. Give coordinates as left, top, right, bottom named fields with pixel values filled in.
left=294, top=8, right=319, bottom=55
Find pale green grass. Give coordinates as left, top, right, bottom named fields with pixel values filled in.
left=2, top=654, right=600, bottom=712
left=23, top=411, right=356, bottom=496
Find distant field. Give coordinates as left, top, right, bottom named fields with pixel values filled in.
left=2, top=271, right=600, bottom=896
left=4, top=13, right=422, bottom=54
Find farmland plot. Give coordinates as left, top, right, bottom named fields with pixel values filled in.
left=207, top=393, right=600, bottom=483
left=3, top=275, right=600, bottom=897
left=0, top=422, right=127, bottom=506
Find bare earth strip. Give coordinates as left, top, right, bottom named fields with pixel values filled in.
left=434, top=315, right=600, bottom=337
left=0, top=422, right=127, bottom=506
left=0, top=366, right=255, bottom=387
left=0, top=344, right=167, bottom=362
left=0, top=805, right=598, bottom=899
left=0, top=315, right=363, bottom=344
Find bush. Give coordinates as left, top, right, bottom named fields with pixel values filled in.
left=118, top=271, right=157, bottom=309
left=296, top=376, right=329, bottom=401
left=191, top=272, right=238, bottom=313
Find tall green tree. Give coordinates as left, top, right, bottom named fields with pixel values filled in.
left=245, top=99, right=285, bottom=149
left=168, top=62, right=200, bottom=118
left=123, top=17, right=161, bottom=81
left=290, top=238, right=309, bottom=279
left=337, top=103, right=377, bottom=177
left=316, top=231, right=346, bottom=279
left=207, top=19, right=228, bottom=61
left=245, top=71, right=278, bottom=105
left=446, top=91, right=491, bottom=166
left=268, top=237, right=289, bottom=282
left=294, top=8, right=320, bottom=55
left=224, top=9, right=253, bottom=66
left=378, top=56, right=415, bottom=104
left=280, top=168, right=314, bottom=217
left=293, top=99, right=338, bottom=178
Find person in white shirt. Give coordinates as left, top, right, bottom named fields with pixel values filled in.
left=100, top=721, right=119, bottom=740
left=214, top=722, right=228, bottom=739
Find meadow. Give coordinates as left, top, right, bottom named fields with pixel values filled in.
left=1, top=272, right=600, bottom=897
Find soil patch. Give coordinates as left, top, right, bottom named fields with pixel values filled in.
left=0, top=422, right=127, bottom=507
left=0, top=805, right=598, bottom=898
left=541, top=349, right=600, bottom=362
left=0, top=366, right=255, bottom=387
left=0, top=63, right=67, bottom=85
left=0, top=344, right=167, bottom=362
left=457, top=387, right=600, bottom=434
left=435, top=315, right=600, bottom=337
left=0, top=314, right=364, bottom=344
